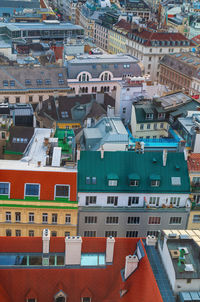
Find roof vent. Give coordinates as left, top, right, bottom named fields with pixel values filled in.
left=185, top=264, right=194, bottom=272
left=179, top=235, right=190, bottom=240
left=152, top=157, right=157, bottom=163
left=168, top=233, right=177, bottom=238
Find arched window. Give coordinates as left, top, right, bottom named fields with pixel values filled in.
left=100, top=71, right=113, bottom=81
left=77, top=72, right=91, bottom=82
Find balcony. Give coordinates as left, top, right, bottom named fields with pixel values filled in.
left=191, top=184, right=200, bottom=193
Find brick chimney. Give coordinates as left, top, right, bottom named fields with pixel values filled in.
left=65, top=236, right=82, bottom=265
left=124, top=255, right=139, bottom=280
left=106, top=236, right=115, bottom=263
left=42, top=228, right=50, bottom=254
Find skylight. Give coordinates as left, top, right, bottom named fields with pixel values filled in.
left=81, top=253, right=105, bottom=266
left=171, top=177, right=181, bottom=186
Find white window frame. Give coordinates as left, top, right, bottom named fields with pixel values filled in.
left=54, top=184, right=70, bottom=200
left=151, top=180, right=160, bottom=187
left=0, top=182, right=10, bottom=198
left=29, top=212, right=34, bottom=223
left=148, top=216, right=161, bottom=225
left=108, top=180, right=118, bottom=186
left=65, top=214, right=71, bottom=224
left=42, top=213, right=48, bottom=224
left=24, top=183, right=40, bottom=199
left=6, top=211, right=11, bottom=222
left=129, top=180, right=139, bottom=187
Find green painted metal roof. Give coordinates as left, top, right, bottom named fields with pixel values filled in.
left=78, top=151, right=190, bottom=193
left=128, top=173, right=140, bottom=180
left=107, top=173, right=119, bottom=180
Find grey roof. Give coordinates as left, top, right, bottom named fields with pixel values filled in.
left=0, top=21, right=83, bottom=31
left=69, top=54, right=138, bottom=64
left=158, top=92, right=193, bottom=109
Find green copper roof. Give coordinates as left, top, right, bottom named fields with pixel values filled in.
left=78, top=151, right=190, bottom=193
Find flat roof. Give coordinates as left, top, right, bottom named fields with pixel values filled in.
left=0, top=22, right=83, bottom=31
left=69, top=54, right=138, bottom=64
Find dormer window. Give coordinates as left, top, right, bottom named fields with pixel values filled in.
left=54, top=290, right=67, bottom=302
left=150, top=174, right=160, bottom=187
left=128, top=173, right=140, bottom=187
left=107, top=173, right=118, bottom=186
left=146, top=113, right=153, bottom=120
left=82, top=298, right=91, bottom=302
left=158, top=113, right=165, bottom=119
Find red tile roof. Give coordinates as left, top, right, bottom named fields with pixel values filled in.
left=0, top=237, right=163, bottom=302
left=188, top=153, right=200, bottom=172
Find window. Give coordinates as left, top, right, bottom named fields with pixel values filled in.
left=16, top=230, right=21, bottom=236
left=106, top=217, right=119, bottom=224
left=29, top=230, right=34, bottom=237
left=25, top=184, right=40, bottom=198
left=86, top=177, right=90, bottom=184
left=128, top=196, right=139, bottom=206
left=65, top=231, right=70, bottom=237
left=92, top=177, right=96, bottom=184
left=29, top=212, right=34, bottom=223
left=36, top=79, right=43, bottom=85
left=122, top=107, right=126, bottom=114
left=39, top=96, right=43, bottom=102
left=105, top=231, right=117, bottom=237
left=84, top=231, right=96, bottom=237
left=160, top=123, right=164, bottom=128
left=192, top=215, right=200, bottom=223
left=148, top=217, right=161, bottom=224
left=129, top=180, right=139, bottom=187
left=140, top=124, right=144, bottom=130
left=149, top=197, right=160, bottom=206
left=28, top=299, right=36, bottom=302
left=16, top=97, right=20, bottom=103
left=107, top=196, right=118, bottom=206
left=3, top=80, right=8, bottom=86
left=169, top=217, right=182, bottom=224
left=127, top=217, right=140, bottom=224
left=148, top=64, right=151, bottom=69
left=82, top=298, right=91, bottom=302
left=6, top=211, right=11, bottom=222
left=85, top=216, right=97, bottom=224
left=51, top=231, right=57, bottom=237
left=85, top=196, right=97, bottom=205
left=147, top=230, right=159, bottom=237
left=147, top=123, right=151, bottom=129
left=0, top=182, right=10, bottom=196
left=126, top=231, right=138, bottom=237
left=25, top=79, right=31, bottom=85
left=42, top=213, right=48, bottom=223
left=65, top=214, right=71, bottom=224
left=108, top=180, right=118, bottom=186
left=154, top=123, right=157, bottom=130
left=52, top=214, right=58, bottom=224
left=151, top=180, right=160, bottom=187
left=55, top=185, right=70, bottom=199
left=6, top=229, right=11, bottom=236
left=29, top=96, right=33, bottom=102
left=170, top=197, right=180, bottom=206
left=15, top=212, right=21, bottom=222
left=10, top=80, right=15, bottom=87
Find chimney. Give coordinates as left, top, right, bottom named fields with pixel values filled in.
left=124, top=255, right=139, bottom=280
left=77, top=146, right=80, bottom=161
left=146, top=235, right=157, bottom=246
left=65, top=236, right=82, bottom=265
left=42, top=228, right=50, bottom=254
left=163, top=149, right=167, bottom=166
left=106, top=236, right=115, bottom=263
left=184, top=148, right=188, bottom=161
left=101, top=146, right=104, bottom=159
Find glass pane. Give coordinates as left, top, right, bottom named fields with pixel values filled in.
left=57, top=255, right=64, bottom=265
left=29, top=256, right=42, bottom=265
left=81, top=254, right=98, bottom=266
left=25, top=184, right=39, bottom=196
left=49, top=256, right=55, bottom=265
left=0, top=255, right=27, bottom=265
left=56, top=185, right=69, bottom=197
left=99, top=254, right=105, bottom=265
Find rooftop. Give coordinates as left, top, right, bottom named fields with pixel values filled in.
left=0, top=236, right=163, bottom=302
left=188, top=153, right=200, bottom=172
left=0, top=21, right=83, bottom=31
left=68, top=54, right=139, bottom=64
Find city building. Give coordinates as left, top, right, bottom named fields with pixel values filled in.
left=0, top=66, right=70, bottom=104
left=158, top=229, right=200, bottom=295
left=77, top=150, right=190, bottom=237
left=0, top=128, right=78, bottom=237
left=126, top=27, right=194, bottom=81
left=66, top=54, right=143, bottom=114
left=0, top=20, right=84, bottom=42
left=80, top=117, right=129, bottom=151
left=0, top=0, right=40, bottom=17
left=0, top=234, right=163, bottom=302
left=159, top=52, right=200, bottom=98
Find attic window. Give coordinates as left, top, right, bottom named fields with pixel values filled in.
left=61, top=111, right=68, bottom=118
left=25, top=79, right=31, bottom=85
left=3, top=80, right=8, bottom=87
left=128, top=173, right=140, bottom=186
left=86, top=177, right=90, bottom=184
left=36, top=79, right=43, bottom=85
left=58, top=79, right=64, bottom=85
left=10, top=80, right=15, bottom=87
left=82, top=297, right=91, bottom=302
left=107, top=173, right=118, bottom=186
left=27, top=299, right=36, bottom=302
left=45, top=79, right=51, bottom=85
left=150, top=174, right=160, bottom=187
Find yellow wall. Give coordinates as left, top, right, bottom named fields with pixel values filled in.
left=187, top=209, right=200, bottom=230
left=0, top=199, right=78, bottom=237
left=108, top=29, right=127, bottom=54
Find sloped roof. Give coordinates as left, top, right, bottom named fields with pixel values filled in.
left=187, top=153, right=200, bottom=172
left=78, top=151, right=190, bottom=193
left=0, top=236, right=163, bottom=302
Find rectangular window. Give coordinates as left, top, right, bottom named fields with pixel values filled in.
left=25, top=184, right=40, bottom=198
left=149, top=197, right=160, bottom=206
left=127, top=217, right=140, bottom=224
left=107, top=196, right=118, bottom=206
left=84, top=231, right=96, bottom=237
left=105, top=231, right=117, bottom=237
left=147, top=123, right=151, bottom=129
left=169, top=217, right=182, bottom=224
left=151, top=180, right=160, bottom=187
left=65, top=214, right=71, bottom=224
left=16, top=230, right=21, bottom=237
left=128, top=196, right=139, bottom=206
left=148, top=217, right=161, bottom=224
left=51, top=231, right=57, bottom=237
left=6, top=229, right=11, bottom=236
left=92, top=177, right=96, bottom=184
left=147, top=230, right=159, bottom=237
left=6, top=211, right=11, bottom=222
left=3, top=80, right=8, bottom=86
left=140, top=124, right=144, bottom=130
left=29, top=212, right=34, bottom=223
left=86, top=177, right=90, bottom=184
left=129, top=180, right=139, bottom=187
left=15, top=212, right=21, bottom=222
left=0, top=182, right=10, bottom=196
left=16, top=97, right=20, bottom=103
left=106, top=217, right=119, bottom=224
left=170, top=197, right=180, bottom=206
left=85, top=216, right=97, bottom=224
left=122, top=107, right=126, bottom=114
left=29, top=230, right=34, bottom=237
left=85, top=196, right=97, bottom=205
left=65, top=231, right=70, bottom=237
left=42, top=213, right=48, bottom=223
left=52, top=213, right=57, bottom=224
left=126, top=231, right=138, bottom=237
left=108, top=180, right=118, bottom=186
left=160, top=123, right=164, bottom=128
left=55, top=185, right=70, bottom=199
left=29, top=96, right=33, bottom=102
left=192, top=215, right=200, bottom=223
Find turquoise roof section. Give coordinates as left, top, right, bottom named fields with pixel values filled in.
left=78, top=151, right=190, bottom=193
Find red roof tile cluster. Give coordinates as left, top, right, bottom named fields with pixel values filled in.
left=114, top=19, right=132, bottom=31
left=0, top=237, right=163, bottom=302
left=188, top=153, right=200, bottom=172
